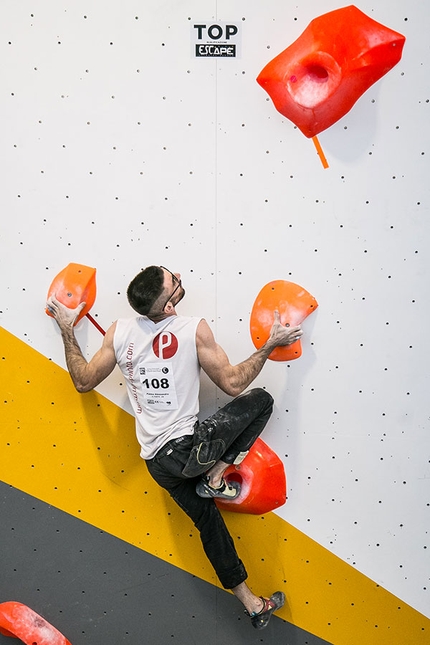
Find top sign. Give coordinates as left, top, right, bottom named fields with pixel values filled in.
left=191, top=22, right=242, bottom=58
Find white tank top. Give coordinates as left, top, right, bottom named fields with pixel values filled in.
left=114, top=315, right=202, bottom=459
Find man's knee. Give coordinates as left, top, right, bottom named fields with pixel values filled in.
left=245, top=387, right=274, bottom=410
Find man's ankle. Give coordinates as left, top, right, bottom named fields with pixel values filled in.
left=208, top=476, right=223, bottom=489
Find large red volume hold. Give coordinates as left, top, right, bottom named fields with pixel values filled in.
left=215, top=438, right=287, bottom=515
left=257, top=5, right=405, bottom=137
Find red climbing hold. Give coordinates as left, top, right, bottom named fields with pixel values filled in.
left=46, top=263, right=97, bottom=326
left=0, top=601, right=72, bottom=645
left=257, top=5, right=405, bottom=137
left=250, top=280, right=318, bottom=362
left=215, top=438, right=287, bottom=515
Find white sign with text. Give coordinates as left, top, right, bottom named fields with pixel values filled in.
left=191, top=21, right=242, bottom=58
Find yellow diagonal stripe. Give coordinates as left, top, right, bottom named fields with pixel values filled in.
left=1, top=326, right=428, bottom=644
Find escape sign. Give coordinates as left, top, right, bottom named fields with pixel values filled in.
left=191, top=21, right=242, bottom=58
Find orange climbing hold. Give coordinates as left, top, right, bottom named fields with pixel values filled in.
left=257, top=5, right=405, bottom=138
left=250, top=280, right=318, bottom=361
left=0, top=601, right=72, bottom=645
left=216, top=438, right=287, bottom=515
left=46, top=263, right=97, bottom=326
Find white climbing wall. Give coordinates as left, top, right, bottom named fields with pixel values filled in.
left=0, top=0, right=428, bottom=619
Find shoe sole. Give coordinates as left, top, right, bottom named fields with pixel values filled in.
left=251, top=591, right=285, bottom=630
left=195, top=479, right=241, bottom=500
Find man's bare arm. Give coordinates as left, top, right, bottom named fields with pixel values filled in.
left=196, top=311, right=302, bottom=397
left=47, top=295, right=117, bottom=392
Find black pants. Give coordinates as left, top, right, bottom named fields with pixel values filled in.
left=146, top=388, right=274, bottom=589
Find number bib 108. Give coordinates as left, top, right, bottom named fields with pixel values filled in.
left=139, top=362, right=178, bottom=410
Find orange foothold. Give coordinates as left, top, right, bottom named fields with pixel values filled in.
left=46, top=263, right=97, bottom=326
left=250, top=280, right=318, bottom=362
left=0, top=601, right=72, bottom=644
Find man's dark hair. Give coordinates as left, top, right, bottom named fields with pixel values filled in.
left=127, top=266, right=164, bottom=315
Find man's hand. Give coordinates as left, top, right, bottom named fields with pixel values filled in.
left=47, top=294, right=86, bottom=331
left=267, top=310, right=303, bottom=348
left=47, top=294, right=117, bottom=393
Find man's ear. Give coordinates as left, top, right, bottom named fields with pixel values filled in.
left=164, top=301, right=174, bottom=313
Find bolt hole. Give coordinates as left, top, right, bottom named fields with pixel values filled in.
left=305, top=64, right=329, bottom=82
